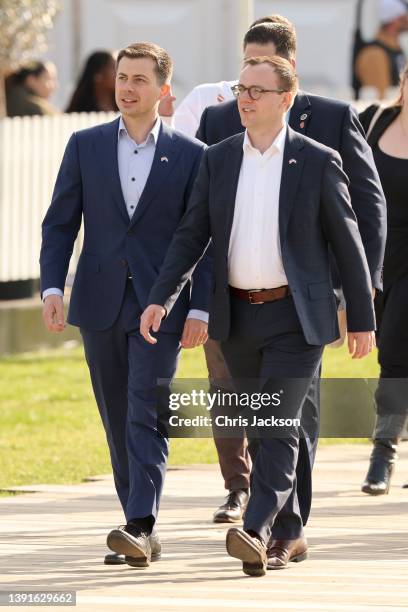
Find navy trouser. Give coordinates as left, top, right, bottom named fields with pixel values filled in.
left=81, top=280, right=180, bottom=524
left=221, top=294, right=323, bottom=544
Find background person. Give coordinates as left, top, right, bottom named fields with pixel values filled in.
left=168, top=14, right=294, bottom=137
left=353, top=0, right=408, bottom=99
left=6, top=60, right=59, bottom=117
left=66, top=50, right=117, bottom=113
left=360, top=62, right=408, bottom=495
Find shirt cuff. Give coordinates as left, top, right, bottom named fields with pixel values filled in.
left=187, top=309, right=209, bottom=323
left=160, top=115, right=174, bottom=128
left=43, top=288, right=64, bottom=301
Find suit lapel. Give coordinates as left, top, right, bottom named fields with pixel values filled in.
left=96, top=118, right=129, bottom=225
left=289, top=90, right=312, bottom=135
left=223, top=134, right=244, bottom=248
left=279, top=127, right=305, bottom=239
left=129, top=121, right=180, bottom=227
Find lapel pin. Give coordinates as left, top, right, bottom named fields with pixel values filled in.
left=300, top=113, right=308, bottom=120
left=300, top=122, right=305, bottom=129
left=216, top=94, right=225, bottom=103
left=160, top=156, right=169, bottom=163
left=289, top=158, right=297, bottom=165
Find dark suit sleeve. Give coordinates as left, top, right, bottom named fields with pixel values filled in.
left=320, top=152, right=376, bottom=332
left=148, top=150, right=212, bottom=315
left=40, top=133, right=83, bottom=295
left=339, top=106, right=386, bottom=290
left=187, top=145, right=213, bottom=313
left=195, top=107, right=208, bottom=143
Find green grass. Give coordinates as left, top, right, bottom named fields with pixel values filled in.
left=0, top=341, right=379, bottom=490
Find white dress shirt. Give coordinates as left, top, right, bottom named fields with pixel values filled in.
left=173, top=80, right=236, bottom=138
left=228, top=124, right=288, bottom=290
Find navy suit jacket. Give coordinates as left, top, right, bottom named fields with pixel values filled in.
left=40, top=118, right=211, bottom=333
left=148, top=128, right=375, bottom=345
left=196, top=91, right=386, bottom=290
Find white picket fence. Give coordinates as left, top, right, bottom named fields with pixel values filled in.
left=0, top=112, right=117, bottom=282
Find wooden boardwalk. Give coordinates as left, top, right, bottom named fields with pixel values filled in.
left=1, top=444, right=407, bottom=611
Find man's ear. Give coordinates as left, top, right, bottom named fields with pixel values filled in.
left=159, top=83, right=171, bottom=99
left=282, top=91, right=294, bottom=112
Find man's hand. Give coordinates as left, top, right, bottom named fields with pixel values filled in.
left=42, top=295, right=65, bottom=333
left=180, top=318, right=208, bottom=349
left=158, top=88, right=176, bottom=117
left=347, top=331, right=376, bottom=359
left=140, top=305, right=166, bottom=344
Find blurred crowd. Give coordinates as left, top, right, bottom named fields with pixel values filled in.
left=5, top=50, right=118, bottom=117
left=4, top=0, right=408, bottom=118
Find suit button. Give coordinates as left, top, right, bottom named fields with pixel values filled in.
left=127, top=229, right=134, bottom=236
left=120, top=259, right=127, bottom=268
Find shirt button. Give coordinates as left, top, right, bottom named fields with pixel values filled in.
left=134, top=150, right=138, bottom=154
left=131, top=177, right=135, bottom=181
left=130, top=205, right=134, bottom=209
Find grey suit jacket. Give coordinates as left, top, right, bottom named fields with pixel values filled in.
left=148, top=127, right=375, bottom=345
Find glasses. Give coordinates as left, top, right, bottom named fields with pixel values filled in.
left=231, top=84, right=287, bottom=101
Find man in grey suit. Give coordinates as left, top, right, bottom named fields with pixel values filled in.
left=140, top=56, right=375, bottom=576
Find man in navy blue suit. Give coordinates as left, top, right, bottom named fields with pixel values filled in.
left=195, top=19, right=387, bottom=529
left=40, top=42, right=211, bottom=568
left=141, top=56, right=376, bottom=576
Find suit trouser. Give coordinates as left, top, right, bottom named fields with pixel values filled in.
left=220, top=294, right=323, bottom=544
left=205, top=335, right=321, bottom=525
left=80, top=280, right=180, bottom=524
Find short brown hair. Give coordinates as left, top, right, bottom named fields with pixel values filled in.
left=243, top=56, right=298, bottom=95
left=250, top=14, right=295, bottom=31
left=116, top=42, right=173, bottom=85
left=243, top=23, right=297, bottom=60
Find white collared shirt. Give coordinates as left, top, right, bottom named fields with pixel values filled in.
left=228, top=124, right=288, bottom=289
left=172, top=80, right=237, bottom=137
left=117, top=115, right=161, bottom=218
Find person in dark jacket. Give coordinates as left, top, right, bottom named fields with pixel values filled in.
left=359, top=62, right=408, bottom=495
left=196, top=18, right=386, bottom=529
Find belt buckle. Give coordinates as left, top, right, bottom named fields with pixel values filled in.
left=248, top=289, right=264, bottom=305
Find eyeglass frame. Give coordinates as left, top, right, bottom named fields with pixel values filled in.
left=231, top=83, right=288, bottom=101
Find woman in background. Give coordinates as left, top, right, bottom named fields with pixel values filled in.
left=6, top=60, right=59, bottom=117
left=359, top=63, right=408, bottom=495
left=66, top=50, right=117, bottom=113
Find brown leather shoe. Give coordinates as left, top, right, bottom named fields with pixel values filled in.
left=266, top=537, right=308, bottom=570
left=226, top=527, right=267, bottom=576
left=213, top=490, right=249, bottom=523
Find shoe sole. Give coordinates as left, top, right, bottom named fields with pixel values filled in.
left=107, top=530, right=151, bottom=566
left=226, top=529, right=266, bottom=577
left=267, top=550, right=308, bottom=570
left=361, top=484, right=389, bottom=495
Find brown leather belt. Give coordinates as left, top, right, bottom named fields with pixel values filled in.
left=230, top=285, right=291, bottom=304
